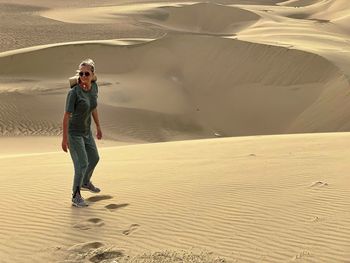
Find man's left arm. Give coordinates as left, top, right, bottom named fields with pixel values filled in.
left=92, top=108, right=102, bottom=140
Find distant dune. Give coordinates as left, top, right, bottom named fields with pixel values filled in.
left=279, top=0, right=323, bottom=7
left=0, top=32, right=348, bottom=140
left=0, top=1, right=349, bottom=141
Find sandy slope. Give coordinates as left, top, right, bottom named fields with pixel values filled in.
left=0, top=133, right=350, bottom=262
left=0, top=1, right=283, bottom=53
left=236, top=0, right=350, bottom=74
left=40, top=3, right=260, bottom=35
left=0, top=34, right=348, bottom=139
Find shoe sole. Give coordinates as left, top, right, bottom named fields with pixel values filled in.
left=81, top=187, right=100, bottom=193
left=72, top=202, right=89, bottom=208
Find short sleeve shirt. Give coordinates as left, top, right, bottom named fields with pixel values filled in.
left=65, top=82, right=98, bottom=136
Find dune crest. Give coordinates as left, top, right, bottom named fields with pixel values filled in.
left=40, top=2, right=260, bottom=35
left=310, top=0, right=350, bottom=31
left=279, top=0, right=327, bottom=7
left=141, top=3, right=260, bottom=35
left=39, top=2, right=194, bottom=24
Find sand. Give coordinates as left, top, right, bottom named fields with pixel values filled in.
left=0, top=0, right=349, bottom=262
left=1, top=133, right=350, bottom=262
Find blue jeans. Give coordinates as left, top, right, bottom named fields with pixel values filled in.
left=68, top=131, right=99, bottom=193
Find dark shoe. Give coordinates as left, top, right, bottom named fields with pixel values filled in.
left=72, top=194, right=89, bottom=207
left=81, top=182, right=101, bottom=193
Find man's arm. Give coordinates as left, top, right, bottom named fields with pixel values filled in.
left=92, top=108, right=102, bottom=140
left=62, top=112, right=70, bottom=152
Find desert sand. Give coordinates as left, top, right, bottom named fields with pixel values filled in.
left=0, top=0, right=349, bottom=262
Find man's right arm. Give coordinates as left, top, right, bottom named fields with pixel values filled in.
left=62, top=112, right=70, bottom=152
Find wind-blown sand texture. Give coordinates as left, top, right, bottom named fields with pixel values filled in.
left=0, top=0, right=350, bottom=262
left=1, top=134, right=350, bottom=262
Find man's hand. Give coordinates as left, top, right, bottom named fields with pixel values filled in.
left=62, top=139, right=69, bottom=152
left=62, top=112, right=70, bottom=153
left=96, top=127, right=102, bottom=140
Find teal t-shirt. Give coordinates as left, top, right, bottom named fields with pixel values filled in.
left=65, top=82, right=98, bottom=136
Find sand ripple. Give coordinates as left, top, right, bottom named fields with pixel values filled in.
left=0, top=134, right=350, bottom=262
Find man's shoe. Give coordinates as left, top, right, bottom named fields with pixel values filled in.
left=81, top=182, right=101, bottom=193
left=72, top=194, right=89, bottom=207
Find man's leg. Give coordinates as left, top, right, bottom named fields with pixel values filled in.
left=82, top=132, right=100, bottom=189
left=68, top=134, right=89, bottom=195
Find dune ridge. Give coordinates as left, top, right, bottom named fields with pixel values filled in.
left=236, top=0, right=350, bottom=76
left=134, top=3, right=261, bottom=35
left=277, top=0, right=350, bottom=31
left=278, top=0, right=327, bottom=7
left=0, top=33, right=348, bottom=140
left=310, top=0, right=350, bottom=32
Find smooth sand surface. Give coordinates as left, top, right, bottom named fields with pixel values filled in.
left=1, top=133, right=350, bottom=262
left=0, top=0, right=350, bottom=262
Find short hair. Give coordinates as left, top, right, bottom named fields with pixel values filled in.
left=79, top=58, right=95, bottom=72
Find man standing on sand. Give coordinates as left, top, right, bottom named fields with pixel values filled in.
left=62, top=58, right=102, bottom=208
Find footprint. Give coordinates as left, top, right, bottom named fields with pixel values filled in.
left=292, top=250, right=311, bottom=261
left=122, top=224, right=140, bottom=236
left=99, top=82, right=113, bottom=87
left=86, top=195, right=113, bottom=203
left=309, top=181, right=328, bottom=188
left=73, top=218, right=104, bottom=230
left=307, top=216, right=325, bottom=223
left=66, top=242, right=123, bottom=263
left=68, top=241, right=105, bottom=252
left=88, top=218, right=104, bottom=224
left=89, top=250, right=124, bottom=263
left=309, top=216, right=320, bottom=222
left=105, top=203, right=129, bottom=211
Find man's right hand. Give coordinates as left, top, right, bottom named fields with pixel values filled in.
left=62, top=139, right=69, bottom=152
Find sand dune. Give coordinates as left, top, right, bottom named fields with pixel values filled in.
left=310, top=0, right=350, bottom=32
left=237, top=1, right=350, bottom=68
left=41, top=2, right=260, bottom=35
left=278, top=0, right=350, bottom=33
left=278, top=0, right=326, bottom=7
left=0, top=32, right=348, bottom=139
left=1, top=1, right=349, bottom=141
left=39, top=2, right=191, bottom=24
left=143, top=3, right=260, bottom=35
left=1, top=133, right=350, bottom=262
left=0, top=2, right=165, bottom=53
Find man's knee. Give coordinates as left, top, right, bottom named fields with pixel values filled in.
left=80, top=160, right=89, bottom=170
left=90, top=155, right=100, bottom=167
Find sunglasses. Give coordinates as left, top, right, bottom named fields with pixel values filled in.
left=79, top=71, right=91, bottom=77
